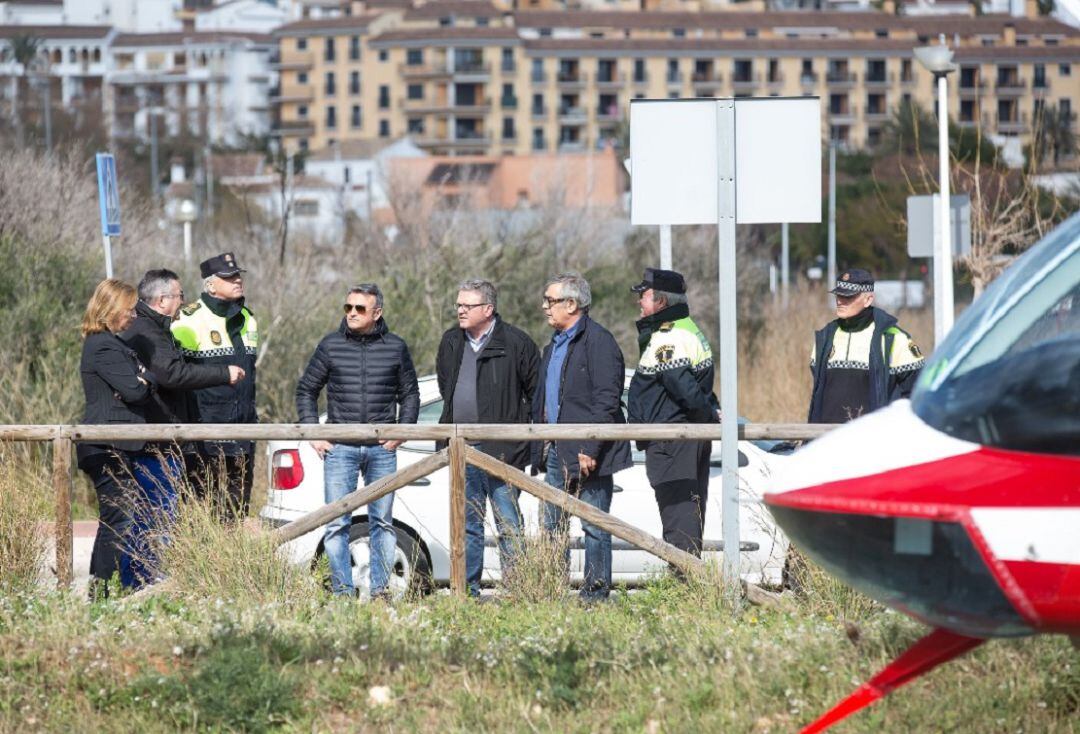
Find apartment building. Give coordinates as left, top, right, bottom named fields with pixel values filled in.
left=271, top=3, right=1080, bottom=158
left=0, top=24, right=111, bottom=116
left=107, top=31, right=275, bottom=144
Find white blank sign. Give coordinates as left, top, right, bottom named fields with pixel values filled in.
left=630, top=97, right=822, bottom=226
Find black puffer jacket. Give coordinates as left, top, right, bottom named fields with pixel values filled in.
left=123, top=301, right=231, bottom=424
left=296, top=318, right=420, bottom=443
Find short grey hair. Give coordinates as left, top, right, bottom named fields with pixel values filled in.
left=202, top=275, right=215, bottom=293
left=457, top=279, right=497, bottom=310
left=653, top=290, right=687, bottom=307
left=545, top=272, right=591, bottom=311
left=349, top=283, right=384, bottom=309
left=138, top=269, right=179, bottom=302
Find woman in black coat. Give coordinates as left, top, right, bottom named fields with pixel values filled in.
left=77, top=279, right=154, bottom=594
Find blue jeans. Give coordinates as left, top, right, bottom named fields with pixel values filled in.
left=465, top=464, right=522, bottom=597
left=542, top=445, right=613, bottom=599
left=126, top=452, right=182, bottom=590
left=323, top=444, right=397, bottom=597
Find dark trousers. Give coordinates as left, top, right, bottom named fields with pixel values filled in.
left=81, top=453, right=133, bottom=584
left=653, top=477, right=708, bottom=559
left=185, top=451, right=254, bottom=522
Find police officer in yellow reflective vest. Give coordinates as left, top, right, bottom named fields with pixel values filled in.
left=171, top=252, right=259, bottom=520
left=808, top=268, right=925, bottom=424
left=627, top=268, right=719, bottom=563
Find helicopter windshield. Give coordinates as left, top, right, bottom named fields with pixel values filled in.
left=911, top=212, right=1080, bottom=456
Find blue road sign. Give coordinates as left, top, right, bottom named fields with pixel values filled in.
left=95, top=153, right=121, bottom=237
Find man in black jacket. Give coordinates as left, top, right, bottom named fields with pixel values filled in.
left=125, top=269, right=245, bottom=426
left=435, top=279, right=539, bottom=597
left=532, top=273, right=631, bottom=600
left=297, top=283, right=420, bottom=599
left=172, top=253, right=259, bottom=521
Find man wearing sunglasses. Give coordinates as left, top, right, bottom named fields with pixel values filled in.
left=172, top=252, right=259, bottom=522
left=435, top=279, right=539, bottom=598
left=296, top=283, right=420, bottom=599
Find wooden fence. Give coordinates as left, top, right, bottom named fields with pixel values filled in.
left=0, top=423, right=832, bottom=600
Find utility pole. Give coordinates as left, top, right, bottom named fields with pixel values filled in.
left=827, top=142, right=837, bottom=300
left=149, top=111, right=160, bottom=199
left=42, top=79, right=52, bottom=154
left=781, top=222, right=790, bottom=308
left=204, top=143, right=214, bottom=220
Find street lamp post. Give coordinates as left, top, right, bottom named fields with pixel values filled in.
left=914, top=36, right=958, bottom=347
left=177, top=199, right=197, bottom=262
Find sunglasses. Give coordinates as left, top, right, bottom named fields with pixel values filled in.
left=343, top=303, right=372, bottom=314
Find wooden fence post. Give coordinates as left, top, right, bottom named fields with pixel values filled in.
left=448, top=436, right=467, bottom=596
left=52, top=436, right=73, bottom=589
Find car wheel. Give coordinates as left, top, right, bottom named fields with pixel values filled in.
left=344, top=521, right=433, bottom=598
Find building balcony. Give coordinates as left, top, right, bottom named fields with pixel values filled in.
left=596, top=105, right=622, bottom=121
left=691, top=72, right=723, bottom=91
left=530, top=106, right=547, bottom=119
left=959, top=81, right=986, bottom=97
left=271, top=85, right=314, bottom=104
left=453, top=63, right=491, bottom=80
left=731, top=73, right=760, bottom=91
left=995, top=79, right=1027, bottom=96
left=417, top=134, right=492, bottom=150
left=632, top=73, right=649, bottom=86
left=403, top=98, right=491, bottom=114
left=595, top=72, right=623, bottom=88
left=765, top=73, right=784, bottom=89
left=400, top=63, right=451, bottom=79
left=1032, top=80, right=1051, bottom=94
left=826, top=71, right=857, bottom=88
left=500, top=95, right=517, bottom=109
left=271, top=119, right=315, bottom=137
left=271, top=52, right=313, bottom=71
left=531, top=71, right=547, bottom=83
left=665, top=72, right=683, bottom=86
left=863, top=71, right=893, bottom=89
left=996, top=111, right=1029, bottom=133
left=799, top=72, right=818, bottom=88
left=556, top=71, right=589, bottom=88
left=558, top=140, right=586, bottom=152
left=828, top=108, right=856, bottom=123
left=558, top=105, right=587, bottom=122
left=864, top=108, right=890, bottom=123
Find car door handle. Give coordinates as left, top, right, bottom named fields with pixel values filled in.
left=613, top=484, right=624, bottom=493
left=409, top=477, right=431, bottom=486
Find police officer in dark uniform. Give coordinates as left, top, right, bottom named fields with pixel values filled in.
left=171, top=252, right=259, bottom=520
left=808, top=268, right=925, bottom=424
left=627, top=268, right=719, bottom=560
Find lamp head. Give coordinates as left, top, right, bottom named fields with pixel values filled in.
left=913, top=40, right=956, bottom=75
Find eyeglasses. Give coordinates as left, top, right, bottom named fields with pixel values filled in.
left=161, top=292, right=184, bottom=302
left=343, top=303, right=370, bottom=314
left=455, top=302, right=490, bottom=312
left=541, top=296, right=569, bottom=309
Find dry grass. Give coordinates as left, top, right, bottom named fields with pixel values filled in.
left=0, top=442, right=51, bottom=593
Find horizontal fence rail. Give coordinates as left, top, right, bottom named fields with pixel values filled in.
left=0, top=422, right=834, bottom=443
left=1, top=422, right=835, bottom=597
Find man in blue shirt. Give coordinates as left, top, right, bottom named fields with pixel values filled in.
left=532, top=273, right=631, bottom=600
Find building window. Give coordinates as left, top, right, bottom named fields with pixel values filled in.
left=531, top=58, right=544, bottom=82
left=295, top=199, right=319, bottom=216
left=532, top=93, right=544, bottom=115
left=539, top=28, right=552, bottom=38
left=349, top=36, right=360, bottom=61
left=378, top=50, right=388, bottom=62
left=406, top=49, right=423, bottom=66
left=960, top=98, right=976, bottom=123
left=343, top=166, right=351, bottom=184
left=379, top=119, right=390, bottom=137
left=532, top=127, right=544, bottom=151
left=502, top=116, right=515, bottom=140
left=667, top=59, right=680, bottom=84
left=299, top=138, right=309, bottom=152
left=325, top=71, right=335, bottom=95
left=672, top=28, right=685, bottom=38
left=1034, top=64, right=1047, bottom=88
left=298, top=71, right=308, bottom=84
left=379, top=85, right=390, bottom=109
left=326, top=105, right=336, bottom=129
left=1060, top=63, right=1072, bottom=76
left=746, top=29, right=758, bottom=38
left=296, top=37, right=307, bottom=51
left=350, top=71, right=360, bottom=95
left=407, top=83, right=423, bottom=100
left=407, top=117, right=424, bottom=134
left=324, top=37, right=335, bottom=62
left=477, top=17, right=489, bottom=27
left=501, top=48, right=514, bottom=72
left=439, top=16, right=453, bottom=27
left=351, top=104, right=361, bottom=128
left=875, top=28, right=888, bottom=39
left=298, top=104, right=309, bottom=118
left=634, top=59, right=646, bottom=83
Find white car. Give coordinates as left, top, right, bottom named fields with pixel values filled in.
left=261, top=373, right=792, bottom=596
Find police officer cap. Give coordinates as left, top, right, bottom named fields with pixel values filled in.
left=630, top=267, right=686, bottom=295
left=200, top=252, right=246, bottom=279
left=830, top=268, right=874, bottom=296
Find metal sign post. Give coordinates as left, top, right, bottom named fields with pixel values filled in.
left=660, top=225, right=672, bottom=270
left=95, top=153, right=122, bottom=278
left=630, top=97, right=822, bottom=592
